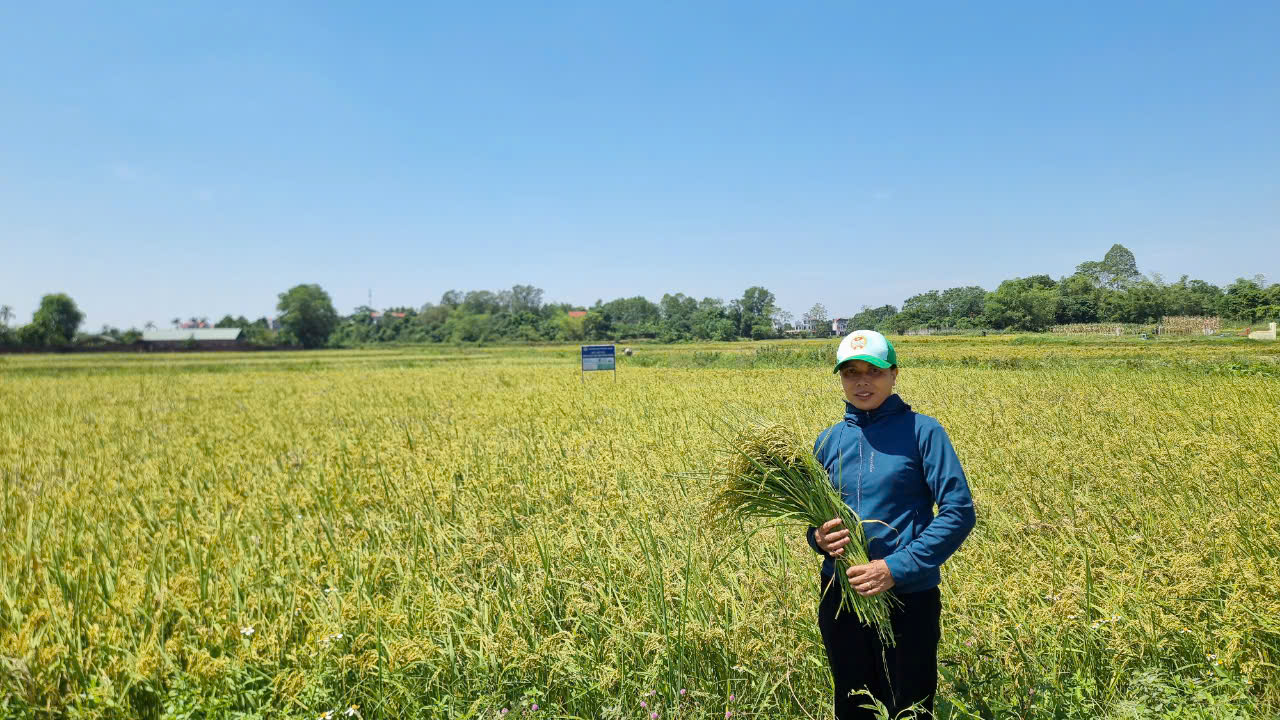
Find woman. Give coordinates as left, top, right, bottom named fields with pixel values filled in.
left=806, top=330, right=976, bottom=719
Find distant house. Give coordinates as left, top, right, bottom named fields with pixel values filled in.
left=141, top=328, right=244, bottom=350
left=179, top=320, right=212, bottom=329
left=832, top=318, right=850, bottom=335
left=568, top=310, right=587, bottom=319
left=797, top=316, right=835, bottom=334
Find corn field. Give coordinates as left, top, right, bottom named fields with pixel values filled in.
left=1049, top=324, right=1140, bottom=336
left=1158, top=316, right=1222, bottom=336
left=1, top=337, right=1278, bottom=719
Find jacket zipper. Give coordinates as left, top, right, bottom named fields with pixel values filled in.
left=857, top=434, right=864, bottom=513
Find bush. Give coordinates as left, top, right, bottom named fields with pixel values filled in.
left=16, top=318, right=59, bottom=347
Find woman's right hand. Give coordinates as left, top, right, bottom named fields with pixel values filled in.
left=814, top=517, right=850, bottom=557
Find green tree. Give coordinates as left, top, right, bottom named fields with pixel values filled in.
left=691, top=298, right=734, bottom=340
left=804, top=303, right=830, bottom=335
left=1221, top=277, right=1268, bottom=320
left=1077, top=244, right=1141, bottom=291
left=703, top=316, right=737, bottom=341
left=462, top=290, right=502, bottom=315
left=277, top=284, right=339, bottom=348
left=749, top=322, right=773, bottom=340
left=443, top=312, right=491, bottom=343
left=1103, top=244, right=1139, bottom=283
left=984, top=276, right=1059, bottom=331
left=1265, top=283, right=1280, bottom=319
left=595, top=296, right=661, bottom=339
left=416, top=304, right=453, bottom=342
left=32, top=293, right=84, bottom=344
left=552, top=310, right=586, bottom=341
left=939, top=286, right=987, bottom=327
left=1162, top=276, right=1222, bottom=317
left=508, top=285, right=545, bottom=313
left=773, top=309, right=794, bottom=332
left=849, top=305, right=898, bottom=331
left=16, top=317, right=58, bottom=346
left=737, top=286, right=777, bottom=338
left=582, top=311, right=610, bottom=340
left=896, top=291, right=947, bottom=329
left=0, top=305, right=13, bottom=327
left=1056, top=273, right=1101, bottom=324
left=1101, top=279, right=1167, bottom=323
left=659, top=293, right=698, bottom=341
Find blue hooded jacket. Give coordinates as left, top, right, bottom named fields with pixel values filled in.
left=806, top=394, right=976, bottom=593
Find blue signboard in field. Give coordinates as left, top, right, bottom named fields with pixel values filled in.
left=581, top=345, right=615, bottom=371
left=581, top=344, right=617, bottom=380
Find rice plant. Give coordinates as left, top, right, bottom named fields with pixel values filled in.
left=704, top=421, right=895, bottom=643
left=0, top=338, right=1277, bottom=718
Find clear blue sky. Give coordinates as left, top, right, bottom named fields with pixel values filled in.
left=2, top=1, right=1277, bottom=330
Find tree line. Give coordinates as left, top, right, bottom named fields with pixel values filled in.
left=325, top=285, right=781, bottom=346
left=0, top=283, right=785, bottom=349
left=2, top=245, right=1275, bottom=349
left=852, top=245, right=1278, bottom=333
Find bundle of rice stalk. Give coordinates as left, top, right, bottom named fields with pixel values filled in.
left=706, top=421, right=896, bottom=644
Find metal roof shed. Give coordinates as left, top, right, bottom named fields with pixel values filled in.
left=142, top=329, right=244, bottom=342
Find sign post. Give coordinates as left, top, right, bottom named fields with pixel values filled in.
left=580, top=344, right=617, bottom=382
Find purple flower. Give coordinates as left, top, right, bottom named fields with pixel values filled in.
left=501, top=710, right=508, bottom=715
left=725, top=712, right=733, bottom=719
left=729, top=695, right=735, bottom=702
left=651, top=713, right=658, bottom=720
left=679, top=689, right=686, bottom=696
left=640, top=701, right=647, bottom=709
left=530, top=705, right=538, bottom=712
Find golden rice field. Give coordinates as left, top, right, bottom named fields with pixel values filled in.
left=1, top=337, right=1278, bottom=719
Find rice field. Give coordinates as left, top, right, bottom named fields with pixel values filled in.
left=1, top=337, right=1278, bottom=719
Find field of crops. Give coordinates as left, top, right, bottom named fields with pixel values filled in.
left=2, top=336, right=1278, bottom=719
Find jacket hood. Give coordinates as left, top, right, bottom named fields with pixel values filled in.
left=844, top=393, right=911, bottom=427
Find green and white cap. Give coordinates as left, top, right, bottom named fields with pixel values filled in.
left=833, top=329, right=897, bottom=373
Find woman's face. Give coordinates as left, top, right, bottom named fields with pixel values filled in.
left=839, top=360, right=898, bottom=411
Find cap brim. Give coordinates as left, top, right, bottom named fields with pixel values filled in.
left=833, top=355, right=894, bottom=373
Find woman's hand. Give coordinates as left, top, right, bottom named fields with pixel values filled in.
left=813, top=517, right=851, bottom=557
left=846, top=559, right=895, bottom=596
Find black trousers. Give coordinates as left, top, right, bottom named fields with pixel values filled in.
left=817, top=575, right=941, bottom=720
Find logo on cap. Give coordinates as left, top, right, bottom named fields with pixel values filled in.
left=850, top=335, right=866, bottom=350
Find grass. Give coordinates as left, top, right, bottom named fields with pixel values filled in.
left=0, top=336, right=1278, bottom=718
